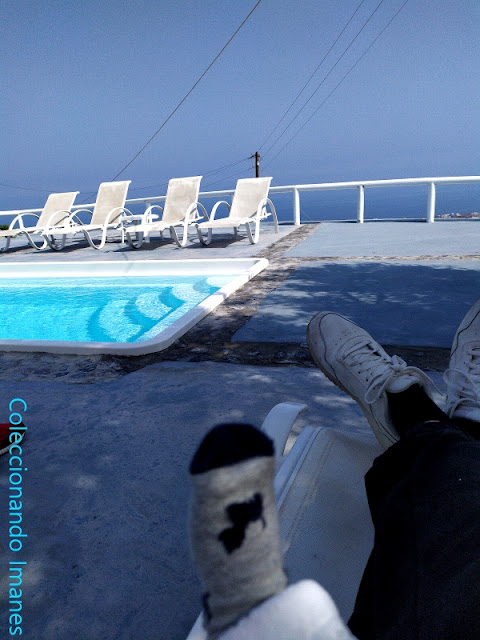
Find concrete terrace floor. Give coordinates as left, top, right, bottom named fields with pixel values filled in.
left=0, top=220, right=479, bottom=639
left=2, top=222, right=290, bottom=261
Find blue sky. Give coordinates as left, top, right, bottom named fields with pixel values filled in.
left=1, top=0, right=479, bottom=211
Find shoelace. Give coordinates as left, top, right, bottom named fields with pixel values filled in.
left=444, top=345, right=480, bottom=412
left=341, top=336, right=433, bottom=405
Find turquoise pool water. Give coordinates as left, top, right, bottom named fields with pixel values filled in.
left=0, top=275, right=233, bottom=343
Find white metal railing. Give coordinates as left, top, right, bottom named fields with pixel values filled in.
left=1, top=176, right=479, bottom=226
left=267, top=176, right=480, bottom=225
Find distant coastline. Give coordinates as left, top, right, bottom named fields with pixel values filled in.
left=438, top=212, right=480, bottom=219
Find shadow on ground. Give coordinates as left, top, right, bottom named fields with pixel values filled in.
left=233, top=261, right=480, bottom=347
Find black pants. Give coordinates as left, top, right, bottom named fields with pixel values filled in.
left=349, top=420, right=480, bottom=640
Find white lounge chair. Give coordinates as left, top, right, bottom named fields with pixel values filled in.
left=43, top=181, right=131, bottom=250
left=186, top=402, right=381, bottom=639
left=196, top=177, right=278, bottom=245
left=0, top=191, right=79, bottom=252
left=124, top=176, right=205, bottom=249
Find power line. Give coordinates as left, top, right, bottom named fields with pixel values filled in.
left=0, top=155, right=250, bottom=202
left=202, top=157, right=252, bottom=178
left=263, top=0, right=410, bottom=170
left=0, top=181, right=59, bottom=194
left=4, top=3, right=262, bottom=203
left=127, top=180, right=170, bottom=194
left=258, top=0, right=366, bottom=151
left=127, top=157, right=251, bottom=193
left=203, top=166, right=253, bottom=190
left=109, top=0, right=263, bottom=182
left=262, top=0, right=387, bottom=160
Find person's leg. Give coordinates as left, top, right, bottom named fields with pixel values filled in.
left=189, top=423, right=287, bottom=639
left=348, top=407, right=480, bottom=640
left=307, top=307, right=480, bottom=640
left=189, top=422, right=356, bottom=640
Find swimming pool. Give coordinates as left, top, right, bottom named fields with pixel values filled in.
left=0, top=259, right=268, bottom=355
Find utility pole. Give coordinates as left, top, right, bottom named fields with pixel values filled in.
left=250, top=151, right=260, bottom=177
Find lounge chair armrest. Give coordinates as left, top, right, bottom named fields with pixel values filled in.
left=254, top=197, right=278, bottom=231
left=186, top=201, right=209, bottom=223
left=141, top=204, right=164, bottom=224
left=254, top=197, right=270, bottom=221
left=265, top=197, right=279, bottom=231
left=8, top=212, right=39, bottom=230
left=209, top=200, right=231, bottom=222
left=64, top=208, right=94, bottom=227
left=104, top=206, right=132, bottom=226
left=120, top=209, right=134, bottom=221
left=261, top=402, right=309, bottom=463
left=44, top=209, right=82, bottom=230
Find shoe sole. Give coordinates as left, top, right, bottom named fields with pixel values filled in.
left=306, top=312, right=397, bottom=448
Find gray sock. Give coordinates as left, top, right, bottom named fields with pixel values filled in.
left=190, top=423, right=287, bottom=639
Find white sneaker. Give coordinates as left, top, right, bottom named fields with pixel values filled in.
left=307, top=312, right=437, bottom=449
left=444, top=299, right=480, bottom=423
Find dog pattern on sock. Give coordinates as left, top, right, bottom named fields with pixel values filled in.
left=218, top=492, right=266, bottom=553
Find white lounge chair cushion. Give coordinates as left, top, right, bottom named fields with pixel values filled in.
left=229, top=177, right=272, bottom=219
left=278, top=427, right=382, bottom=621
left=197, top=178, right=273, bottom=231
left=161, top=176, right=202, bottom=223
left=45, top=181, right=130, bottom=236
left=197, top=216, right=259, bottom=229
left=48, top=222, right=119, bottom=235
left=90, top=181, right=130, bottom=226
left=1, top=192, right=79, bottom=238
left=124, top=177, right=202, bottom=248
left=125, top=219, right=183, bottom=234
left=0, top=228, right=33, bottom=237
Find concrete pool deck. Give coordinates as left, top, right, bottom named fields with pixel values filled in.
left=0, top=219, right=479, bottom=639
left=2, top=222, right=290, bottom=261
left=287, top=219, right=480, bottom=258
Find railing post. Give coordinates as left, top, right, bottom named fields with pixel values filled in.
left=293, top=188, right=301, bottom=225
left=426, top=183, right=436, bottom=222
left=357, top=185, right=365, bottom=223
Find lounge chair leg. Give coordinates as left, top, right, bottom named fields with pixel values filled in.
left=268, top=198, right=279, bottom=233
left=84, top=229, right=108, bottom=250
left=246, top=221, right=259, bottom=244
left=45, top=234, right=66, bottom=251
left=26, top=233, right=48, bottom=250
left=0, top=236, right=12, bottom=252
left=126, top=231, right=145, bottom=249
left=196, top=225, right=212, bottom=246
left=170, top=225, right=188, bottom=248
